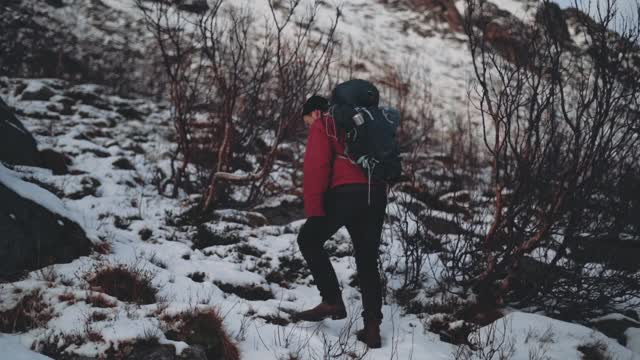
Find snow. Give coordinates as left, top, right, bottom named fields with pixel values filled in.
left=1, top=68, right=639, bottom=360
left=592, top=313, right=640, bottom=325
left=628, top=328, right=640, bottom=355
left=0, top=335, right=53, bottom=360
left=480, top=312, right=640, bottom=359
left=2, top=0, right=640, bottom=357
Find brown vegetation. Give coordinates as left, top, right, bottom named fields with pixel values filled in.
left=162, top=308, right=240, bottom=360
left=86, top=264, right=157, bottom=305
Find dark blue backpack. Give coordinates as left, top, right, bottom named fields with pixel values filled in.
left=329, top=79, right=402, bottom=184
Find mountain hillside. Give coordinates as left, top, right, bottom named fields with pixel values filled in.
left=1, top=0, right=640, bottom=359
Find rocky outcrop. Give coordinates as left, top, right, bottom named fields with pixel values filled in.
left=176, top=0, right=209, bottom=14
left=1, top=94, right=71, bottom=174
left=535, top=1, right=571, bottom=44
left=0, top=96, right=90, bottom=278
left=466, top=1, right=532, bottom=66
left=407, top=0, right=464, bottom=32
left=0, top=1, right=159, bottom=97
left=0, top=97, right=40, bottom=166
left=0, top=170, right=92, bottom=278
left=590, top=314, right=640, bottom=347
left=19, top=82, right=56, bottom=101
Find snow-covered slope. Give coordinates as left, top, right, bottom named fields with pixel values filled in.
left=1, top=76, right=638, bottom=359
left=2, top=0, right=640, bottom=358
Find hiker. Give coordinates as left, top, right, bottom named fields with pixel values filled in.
left=293, top=94, right=389, bottom=349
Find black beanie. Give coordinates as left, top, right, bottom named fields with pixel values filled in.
left=302, top=95, right=328, bottom=116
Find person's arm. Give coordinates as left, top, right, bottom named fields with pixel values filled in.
left=303, top=118, right=333, bottom=217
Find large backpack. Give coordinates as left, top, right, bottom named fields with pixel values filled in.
left=329, top=79, right=402, bottom=184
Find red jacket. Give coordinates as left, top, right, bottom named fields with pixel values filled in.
left=303, top=113, right=372, bottom=217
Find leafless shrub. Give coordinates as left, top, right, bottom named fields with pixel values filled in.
left=453, top=317, right=516, bottom=360
left=464, top=0, right=640, bottom=316
left=317, top=308, right=369, bottom=359
left=34, top=266, right=58, bottom=283
left=137, top=0, right=340, bottom=211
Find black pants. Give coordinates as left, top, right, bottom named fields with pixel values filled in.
left=297, top=183, right=388, bottom=321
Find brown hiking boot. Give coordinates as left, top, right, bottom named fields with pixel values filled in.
left=291, top=300, right=347, bottom=322
left=356, top=319, right=382, bottom=348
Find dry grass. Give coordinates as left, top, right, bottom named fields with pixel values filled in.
left=33, top=332, right=85, bottom=358
left=162, top=308, right=240, bottom=360
left=58, top=291, right=76, bottom=303
left=85, top=292, right=117, bottom=308
left=577, top=340, right=613, bottom=360
left=92, top=240, right=112, bottom=255
left=0, top=289, right=53, bottom=333
left=86, top=263, right=157, bottom=305
left=214, top=281, right=273, bottom=301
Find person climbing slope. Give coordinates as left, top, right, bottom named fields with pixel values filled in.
left=293, top=91, right=392, bottom=349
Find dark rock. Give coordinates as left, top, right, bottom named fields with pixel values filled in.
left=39, top=149, right=71, bottom=175
left=64, top=88, right=111, bottom=111
left=535, top=1, right=571, bottom=44
left=567, top=234, right=640, bottom=272
left=590, top=315, right=640, bottom=346
left=13, top=83, right=27, bottom=97
left=116, top=104, right=143, bottom=120
left=406, top=0, right=463, bottom=32
left=0, top=97, right=40, bottom=166
left=54, top=95, right=76, bottom=108
left=44, top=0, right=65, bottom=7
left=20, top=83, right=56, bottom=101
left=214, top=281, right=274, bottom=301
left=124, top=143, right=146, bottom=154
left=74, top=128, right=110, bottom=141
left=139, top=228, right=153, bottom=241
left=421, top=214, right=465, bottom=235
left=188, top=271, right=206, bottom=283
left=106, top=342, right=207, bottom=360
left=177, top=0, right=209, bottom=13
left=509, top=256, right=567, bottom=301
left=46, top=100, right=74, bottom=116
left=467, top=1, right=530, bottom=66
left=624, top=309, right=639, bottom=321
left=16, top=108, right=61, bottom=120
left=46, top=103, right=63, bottom=113
left=254, top=197, right=304, bottom=226
left=0, top=179, right=92, bottom=278
left=398, top=184, right=471, bottom=217
left=84, top=148, right=111, bottom=158
left=93, top=118, right=117, bottom=128
left=192, top=225, right=242, bottom=249
left=258, top=314, right=290, bottom=326
left=235, top=243, right=265, bottom=257
left=67, top=176, right=101, bottom=200
left=112, top=158, right=135, bottom=170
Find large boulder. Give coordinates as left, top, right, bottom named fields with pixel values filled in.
left=19, top=81, right=56, bottom=101
left=0, top=97, right=40, bottom=166
left=590, top=314, right=640, bottom=346
left=0, top=164, right=92, bottom=278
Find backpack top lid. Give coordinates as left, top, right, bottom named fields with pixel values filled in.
left=330, top=79, right=379, bottom=107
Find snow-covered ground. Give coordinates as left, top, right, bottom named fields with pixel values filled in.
left=1, top=76, right=639, bottom=359
left=2, top=0, right=640, bottom=359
